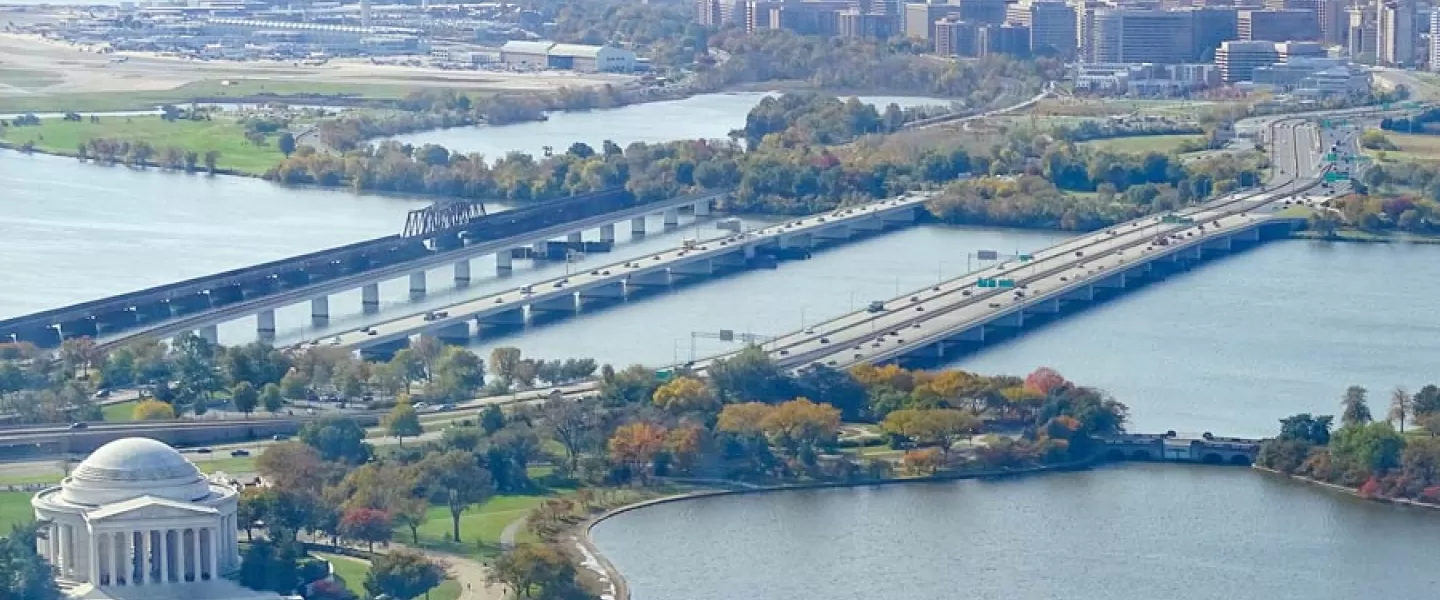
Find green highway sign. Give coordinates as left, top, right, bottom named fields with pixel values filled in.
left=979, top=278, right=997, bottom=288
left=1018, top=254, right=1033, bottom=262
left=655, top=369, right=674, bottom=382
left=998, top=279, right=1016, bottom=288
left=1325, top=153, right=1337, bottom=162
left=1324, top=172, right=1349, bottom=182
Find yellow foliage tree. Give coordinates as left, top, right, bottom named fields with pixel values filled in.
left=131, top=399, right=176, bottom=421
left=760, top=397, right=841, bottom=454
left=848, top=364, right=914, bottom=392
left=651, top=376, right=719, bottom=413
left=717, top=402, right=774, bottom=437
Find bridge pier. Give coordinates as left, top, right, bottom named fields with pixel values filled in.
left=496, top=252, right=513, bottom=274
left=670, top=258, right=714, bottom=278
left=813, top=225, right=851, bottom=243
left=311, top=296, right=329, bottom=323
left=1022, top=298, right=1061, bottom=314
left=1231, top=227, right=1261, bottom=242
left=567, top=232, right=583, bottom=244
left=59, top=319, right=98, bottom=340
left=528, top=293, right=579, bottom=314
left=454, top=260, right=471, bottom=286
left=848, top=217, right=886, bottom=234
left=531, top=241, right=548, bottom=256
left=950, top=326, right=985, bottom=342
left=431, top=322, right=472, bottom=345
left=625, top=270, right=672, bottom=292
left=879, top=207, right=917, bottom=225
left=663, top=208, right=680, bottom=229
left=600, top=224, right=616, bottom=243
left=362, top=283, right=380, bottom=313
left=693, top=200, right=710, bottom=216
left=631, top=217, right=646, bottom=237
left=778, top=234, right=812, bottom=250
left=477, top=308, right=526, bottom=328
left=257, top=310, right=276, bottom=339
left=577, top=282, right=625, bottom=310
left=409, top=272, right=427, bottom=298
left=1093, top=272, right=1127, bottom=289
left=1201, top=236, right=1234, bottom=253
left=197, top=324, right=218, bottom=345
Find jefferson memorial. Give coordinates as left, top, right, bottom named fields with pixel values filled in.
left=31, top=437, right=290, bottom=600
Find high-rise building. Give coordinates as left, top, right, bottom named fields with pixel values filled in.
left=979, top=23, right=1033, bottom=56
left=1216, top=39, right=1281, bottom=81
left=954, top=0, right=1008, bottom=24
left=1431, top=7, right=1440, bottom=71
left=1238, top=8, right=1321, bottom=41
left=838, top=8, right=897, bottom=37
left=1274, top=40, right=1327, bottom=60
left=1378, top=1, right=1416, bottom=66
left=1189, top=6, right=1240, bottom=61
left=1347, top=4, right=1377, bottom=56
left=1089, top=8, right=1195, bottom=64
left=1007, top=0, right=1078, bottom=58
left=934, top=16, right=981, bottom=55
left=1319, top=0, right=1348, bottom=44
left=904, top=2, right=965, bottom=41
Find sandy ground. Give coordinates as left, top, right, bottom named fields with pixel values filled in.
left=0, top=33, right=633, bottom=97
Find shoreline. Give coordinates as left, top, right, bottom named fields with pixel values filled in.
left=579, top=457, right=1100, bottom=600
left=1250, top=465, right=1440, bottom=511
left=1290, top=230, right=1440, bottom=245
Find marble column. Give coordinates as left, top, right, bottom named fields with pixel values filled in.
left=110, top=532, right=121, bottom=586
left=207, top=528, right=218, bottom=580
left=59, top=525, right=71, bottom=577
left=140, top=531, right=151, bottom=585
left=158, top=530, right=169, bottom=583
left=47, top=525, right=58, bottom=567
left=88, top=532, right=100, bottom=585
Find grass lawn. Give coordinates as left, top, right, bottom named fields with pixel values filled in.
left=313, top=552, right=461, bottom=600
left=101, top=400, right=139, bottom=422
left=398, top=494, right=545, bottom=559
left=0, top=115, right=285, bottom=175
left=0, top=79, right=420, bottom=113
left=1081, top=134, right=1205, bottom=155
left=1368, top=131, right=1440, bottom=163
left=0, top=492, right=35, bottom=532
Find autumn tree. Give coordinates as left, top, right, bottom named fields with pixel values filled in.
left=902, top=448, right=943, bottom=475
left=489, top=543, right=584, bottom=599
left=131, top=399, right=176, bottom=421
left=542, top=397, right=595, bottom=473
left=339, top=507, right=392, bottom=552
left=256, top=441, right=330, bottom=498
left=1024, top=367, right=1070, bottom=396
left=717, top=402, right=773, bottom=438
left=490, top=347, right=523, bottom=386
left=652, top=376, right=719, bottom=413
left=418, top=450, right=493, bottom=542
left=1342, top=385, right=1373, bottom=427
left=664, top=423, right=706, bottom=474
left=383, top=400, right=423, bottom=445
left=760, top=397, right=841, bottom=456
left=260, top=382, right=284, bottom=414
left=364, top=550, right=444, bottom=600
left=1389, top=386, right=1412, bottom=432
left=881, top=408, right=980, bottom=463
left=608, top=422, right=669, bottom=484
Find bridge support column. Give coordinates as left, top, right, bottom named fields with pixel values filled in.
left=496, top=252, right=513, bottom=274
left=197, top=325, right=218, bottom=345
left=454, top=260, right=471, bottom=286
left=693, top=200, right=710, bottom=216
left=1093, top=273, right=1127, bottom=289
left=362, top=283, right=380, bottom=313
left=631, top=217, right=646, bottom=236
left=310, top=296, right=330, bottom=323
left=567, top=232, right=583, bottom=244
left=257, top=310, right=276, bottom=339
left=600, top=224, right=616, bottom=243
left=663, top=208, right=679, bottom=229
left=409, top=272, right=427, bottom=297
left=531, top=241, right=547, bottom=255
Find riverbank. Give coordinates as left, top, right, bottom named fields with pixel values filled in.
left=1291, top=229, right=1440, bottom=244
left=1251, top=464, right=1440, bottom=511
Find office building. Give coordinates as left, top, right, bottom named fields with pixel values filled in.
left=1007, top=0, right=1077, bottom=58
left=1432, top=7, right=1440, bottom=71
left=838, top=8, right=896, bottom=37
left=1251, top=56, right=1373, bottom=97
left=1319, top=0, right=1348, bottom=44
left=1216, top=39, right=1280, bottom=81
left=979, top=23, right=1032, bottom=56
left=954, top=0, right=1008, bottom=24
left=1239, top=9, right=1320, bottom=41
left=1377, top=1, right=1416, bottom=66
left=1347, top=4, right=1377, bottom=55
left=1189, top=6, right=1239, bottom=61
left=1089, top=8, right=1195, bottom=64
left=904, top=2, right=964, bottom=41
left=934, top=16, right=981, bottom=55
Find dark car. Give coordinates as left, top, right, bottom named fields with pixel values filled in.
left=69, top=422, right=88, bottom=430
left=230, top=449, right=250, bottom=457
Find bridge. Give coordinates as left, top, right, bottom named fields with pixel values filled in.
left=0, top=188, right=727, bottom=350
left=1098, top=433, right=1263, bottom=465
left=326, top=192, right=933, bottom=357
left=681, top=115, right=1346, bottom=374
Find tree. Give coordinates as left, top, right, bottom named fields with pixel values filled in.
left=260, top=382, right=285, bottom=414
left=131, top=399, right=176, bottom=421
left=364, top=550, right=444, bottom=600
left=279, top=370, right=309, bottom=402
left=490, top=347, right=523, bottom=386
left=1331, top=422, right=1405, bottom=478
left=429, top=347, right=485, bottom=401
left=707, top=346, right=793, bottom=403
left=760, top=398, right=841, bottom=456
left=384, top=400, right=423, bottom=445
left=238, top=540, right=301, bottom=594
left=1278, top=413, right=1333, bottom=445
left=480, top=404, right=506, bottom=434
left=881, top=408, right=980, bottom=463
left=231, top=381, right=258, bottom=416
left=717, top=402, right=773, bottom=438
left=1024, top=367, right=1070, bottom=395
left=1415, top=384, right=1440, bottom=418
left=418, top=450, right=493, bottom=542
left=542, top=397, right=595, bottom=474
left=441, top=426, right=484, bottom=452
left=391, top=494, right=430, bottom=546
left=256, top=441, right=329, bottom=497
left=1390, top=386, right=1412, bottom=432
left=299, top=414, right=372, bottom=464
left=608, top=422, right=669, bottom=484
left=338, top=507, right=392, bottom=553
left=203, top=150, right=220, bottom=173
left=651, top=376, right=718, bottom=413
left=489, top=543, right=583, bottom=599
left=0, top=523, right=61, bottom=600
left=277, top=132, right=296, bottom=157
left=793, top=363, right=869, bottom=420
left=1342, top=385, right=1373, bottom=427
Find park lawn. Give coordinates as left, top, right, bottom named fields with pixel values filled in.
left=400, top=494, right=546, bottom=559
left=102, top=400, right=139, bottom=422
left=0, top=79, right=421, bottom=113
left=313, top=552, right=460, bottom=600
left=1370, top=131, right=1440, bottom=163
left=0, top=492, right=35, bottom=532
left=1081, top=134, right=1205, bottom=155
left=0, top=115, right=285, bottom=175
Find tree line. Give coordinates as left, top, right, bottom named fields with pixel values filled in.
left=1256, top=384, right=1440, bottom=505
left=74, top=138, right=221, bottom=173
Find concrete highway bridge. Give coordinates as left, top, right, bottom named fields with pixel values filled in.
left=0, top=188, right=727, bottom=350
left=328, top=192, right=933, bottom=357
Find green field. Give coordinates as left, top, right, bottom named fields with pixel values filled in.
left=101, top=400, right=139, bottom=422
left=1081, top=134, right=1205, bottom=155
left=0, top=454, right=256, bottom=487
left=0, top=492, right=35, bottom=532
left=0, top=115, right=285, bottom=175
left=400, top=494, right=544, bottom=559
left=0, top=79, right=419, bottom=113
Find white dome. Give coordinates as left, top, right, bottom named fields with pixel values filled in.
left=59, top=437, right=213, bottom=505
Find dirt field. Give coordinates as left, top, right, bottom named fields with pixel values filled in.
left=0, top=33, right=632, bottom=108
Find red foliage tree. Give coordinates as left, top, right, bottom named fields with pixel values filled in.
left=339, top=507, right=393, bottom=553
left=1024, top=367, right=1070, bottom=396
left=1357, top=476, right=1382, bottom=499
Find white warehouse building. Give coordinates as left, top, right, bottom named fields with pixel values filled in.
left=499, top=40, right=636, bottom=72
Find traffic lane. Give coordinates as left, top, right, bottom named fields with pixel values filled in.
left=335, top=195, right=936, bottom=348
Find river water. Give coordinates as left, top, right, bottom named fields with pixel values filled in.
left=592, top=464, right=1440, bottom=600
left=388, top=93, right=955, bottom=158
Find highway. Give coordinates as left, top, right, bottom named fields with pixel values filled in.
left=326, top=192, right=934, bottom=351
left=689, top=116, right=1340, bottom=372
